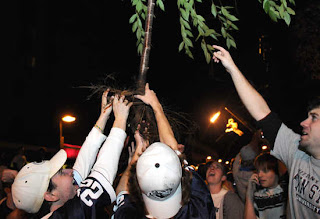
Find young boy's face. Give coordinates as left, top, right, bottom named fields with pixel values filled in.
left=206, top=162, right=226, bottom=185
left=257, top=168, right=278, bottom=188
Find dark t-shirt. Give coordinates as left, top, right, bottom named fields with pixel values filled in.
left=49, top=172, right=114, bottom=219
left=113, top=170, right=216, bottom=219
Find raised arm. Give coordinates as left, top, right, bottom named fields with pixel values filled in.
left=116, top=128, right=149, bottom=195
left=73, top=89, right=114, bottom=183
left=135, top=83, right=178, bottom=150
left=212, top=45, right=271, bottom=121
left=91, top=95, right=132, bottom=184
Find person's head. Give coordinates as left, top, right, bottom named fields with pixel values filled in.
left=254, top=153, right=279, bottom=189
left=205, top=161, right=228, bottom=186
left=129, top=142, right=187, bottom=218
left=11, top=150, right=75, bottom=213
left=240, top=144, right=258, bottom=169
left=300, top=97, right=320, bottom=157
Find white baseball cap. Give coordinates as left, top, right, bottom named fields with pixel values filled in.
left=136, top=142, right=182, bottom=219
left=12, top=149, right=67, bottom=213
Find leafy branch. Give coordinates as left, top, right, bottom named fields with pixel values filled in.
left=128, top=0, right=295, bottom=64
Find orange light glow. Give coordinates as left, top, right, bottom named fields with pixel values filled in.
left=218, top=159, right=222, bottom=163
left=225, top=118, right=243, bottom=136
left=62, top=115, right=76, bottom=122
left=225, top=161, right=230, bottom=165
left=210, top=111, right=221, bottom=123
left=262, top=145, right=268, bottom=150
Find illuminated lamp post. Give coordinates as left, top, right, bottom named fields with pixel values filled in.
left=59, top=115, right=76, bottom=149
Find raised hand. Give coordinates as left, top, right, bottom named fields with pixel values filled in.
left=101, top=89, right=114, bottom=117
left=247, top=173, right=259, bottom=201
left=112, top=95, right=133, bottom=130
left=135, top=83, right=161, bottom=109
left=212, top=45, right=238, bottom=74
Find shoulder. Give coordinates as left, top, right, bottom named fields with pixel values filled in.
left=224, top=191, right=243, bottom=206
left=113, top=193, right=144, bottom=219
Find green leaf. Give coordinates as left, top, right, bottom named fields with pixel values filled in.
left=226, top=33, right=234, bottom=40
left=179, top=41, right=185, bottom=52
left=156, top=0, right=165, bottom=11
left=141, top=12, right=146, bottom=20
left=197, top=15, right=205, bottom=22
left=136, top=1, right=143, bottom=12
left=205, top=51, right=211, bottom=64
left=196, top=0, right=202, bottom=2
left=221, top=27, right=227, bottom=38
left=136, top=28, right=141, bottom=39
left=204, top=29, right=216, bottom=37
left=138, top=17, right=142, bottom=27
left=263, top=0, right=270, bottom=13
left=129, top=14, right=137, bottom=23
left=180, top=17, right=191, bottom=30
left=268, top=7, right=278, bottom=21
left=201, top=40, right=207, bottom=52
left=286, top=7, right=295, bottom=15
left=184, top=37, right=193, bottom=47
left=218, top=15, right=227, bottom=23
left=181, top=29, right=187, bottom=38
left=137, top=43, right=143, bottom=55
left=226, top=38, right=231, bottom=49
left=132, top=22, right=138, bottom=32
left=186, top=48, right=194, bottom=59
left=180, top=8, right=189, bottom=21
left=207, top=44, right=214, bottom=51
left=288, top=0, right=295, bottom=5
left=221, top=7, right=229, bottom=17
left=268, top=0, right=276, bottom=7
left=284, top=11, right=291, bottom=25
left=282, top=0, right=287, bottom=8
left=226, top=14, right=239, bottom=22
left=210, top=34, right=218, bottom=41
left=185, top=30, right=194, bottom=37
left=228, top=20, right=239, bottom=30
left=279, top=4, right=284, bottom=18
left=229, top=38, right=237, bottom=48
left=211, top=3, right=217, bottom=18
left=197, top=25, right=204, bottom=35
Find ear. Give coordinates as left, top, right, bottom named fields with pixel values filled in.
left=221, top=175, right=227, bottom=182
left=44, top=191, right=59, bottom=202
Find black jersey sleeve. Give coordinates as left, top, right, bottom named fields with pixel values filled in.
left=256, top=112, right=282, bottom=150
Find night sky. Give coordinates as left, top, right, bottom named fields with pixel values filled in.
left=2, top=0, right=320, bottom=164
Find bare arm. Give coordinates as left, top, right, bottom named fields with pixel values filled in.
left=116, top=128, right=149, bottom=195
left=212, top=45, right=271, bottom=121
left=135, top=83, right=178, bottom=150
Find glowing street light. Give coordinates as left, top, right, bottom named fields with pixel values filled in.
left=62, top=115, right=76, bottom=122
left=206, top=156, right=212, bottom=163
left=262, top=145, right=268, bottom=150
left=210, top=111, right=221, bottom=123
left=59, top=115, right=76, bottom=149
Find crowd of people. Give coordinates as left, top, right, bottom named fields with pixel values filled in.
left=0, top=45, right=319, bottom=218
